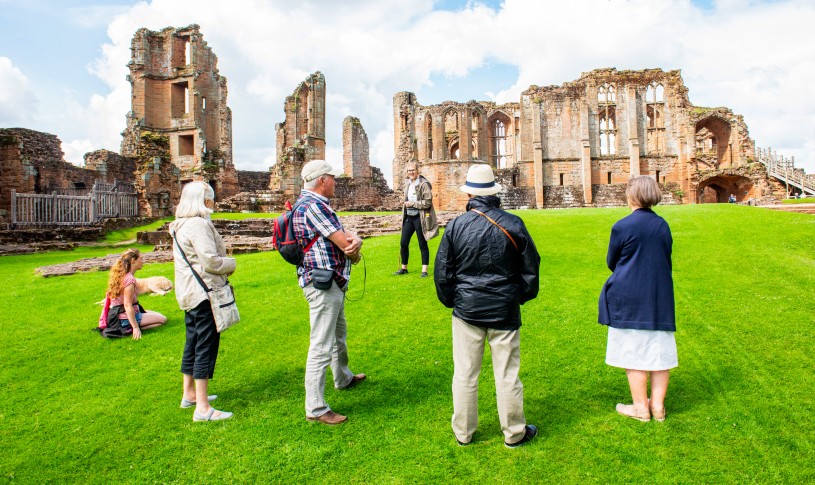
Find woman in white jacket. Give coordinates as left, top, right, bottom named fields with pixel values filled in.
left=170, top=182, right=236, bottom=422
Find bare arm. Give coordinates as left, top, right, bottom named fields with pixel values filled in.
left=123, top=283, right=142, bottom=340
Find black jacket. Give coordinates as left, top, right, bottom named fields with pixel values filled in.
left=434, top=196, right=541, bottom=330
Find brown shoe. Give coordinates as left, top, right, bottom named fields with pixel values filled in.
left=616, top=403, right=651, bottom=422
left=337, top=373, right=366, bottom=390
left=306, top=410, right=347, bottom=425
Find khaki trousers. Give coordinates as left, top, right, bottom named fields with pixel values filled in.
left=451, top=316, right=526, bottom=444
left=303, top=283, right=355, bottom=418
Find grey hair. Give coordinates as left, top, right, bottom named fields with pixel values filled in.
left=626, top=176, right=662, bottom=209
left=175, top=181, right=215, bottom=218
left=303, top=176, right=321, bottom=190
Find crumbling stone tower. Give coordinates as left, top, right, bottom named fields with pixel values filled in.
left=270, top=72, right=326, bottom=198
left=343, top=116, right=371, bottom=179
left=121, top=24, right=238, bottom=210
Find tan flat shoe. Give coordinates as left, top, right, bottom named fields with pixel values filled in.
left=651, top=406, right=666, bottom=422
left=647, top=398, right=666, bottom=422
left=616, top=403, right=651, bottom=422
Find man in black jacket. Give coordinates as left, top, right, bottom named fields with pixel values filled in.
left=434, top=163, right=541, bottom=448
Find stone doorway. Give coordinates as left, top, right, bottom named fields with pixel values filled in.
left=697, top=174, right=753, bottom=203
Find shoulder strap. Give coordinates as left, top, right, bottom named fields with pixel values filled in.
left=171, top=222, right=211, bottom=293
left=470, top=209, right=519, bottom=252
left=294, top=197, right=325, bottom=253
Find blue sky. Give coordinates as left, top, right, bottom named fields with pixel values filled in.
left=1, top=0, right=813, bottom=181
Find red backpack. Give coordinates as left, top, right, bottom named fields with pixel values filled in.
left=272, top=200, right=319, bottom=266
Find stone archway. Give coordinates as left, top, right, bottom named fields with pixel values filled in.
left=697, top=174, right=753, bottom=203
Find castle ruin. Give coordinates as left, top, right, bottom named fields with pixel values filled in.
left=393, top=68, right=787, bottom=210
left=121, top=24, right=238, bottom=214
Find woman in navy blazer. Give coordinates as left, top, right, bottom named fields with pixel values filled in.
left=599, top=176, right=677, bottom=422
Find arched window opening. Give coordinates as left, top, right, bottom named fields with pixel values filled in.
left=646, top=82, right=665, bottom=154
left=472, top=111, right=482, bottom=159
left=491, top=119, right=508, bottom=168
left=598, top=105, right=616, bottom=156
left=450, top=140, right=460, bottom=160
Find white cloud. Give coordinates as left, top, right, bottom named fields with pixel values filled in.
left=0, top=57, right=37, bottom=125
left=16, top=0, right=815, bottom=178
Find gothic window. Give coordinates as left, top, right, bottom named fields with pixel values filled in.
left=598, top=104, right=616, bottom=156
left=426, top=114, right=433, bottom=160
left=450, top=140, right=460, bottom=160
left=491, top=119, right=508, bottom=168
left=598, top=84, right=616, bottom=155
left=646, top=82, right=665, bottom=154
left=472, top=111, right=482, bottom=159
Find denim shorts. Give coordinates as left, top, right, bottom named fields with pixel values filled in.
left=120, top=312, right=143, bottom=329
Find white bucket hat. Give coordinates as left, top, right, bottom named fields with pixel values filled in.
left=460, top=164, right=502, bottom=196
left=301, top=159, right=342, bottom=182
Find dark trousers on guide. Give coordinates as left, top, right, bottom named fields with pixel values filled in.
left=401, top=214, right=429, bottom=265
left=181, top=299, right=220, bottom=380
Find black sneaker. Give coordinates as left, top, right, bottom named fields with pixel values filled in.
left=393, top=269, right=408, bottom=275
left=456, top=438, right=470, bottom=447
left=504, top=425, right=537, bottom=448
left=420, top=272, right=429, bottom=278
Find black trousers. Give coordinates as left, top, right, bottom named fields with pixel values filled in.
left=181, top=299, right=220, bottom=380
left=400, top=214, right=429, bottom=266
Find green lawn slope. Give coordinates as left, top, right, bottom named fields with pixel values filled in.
left=0, top=204, right=812, bottom=483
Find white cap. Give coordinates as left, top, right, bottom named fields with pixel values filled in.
left=301, top=159, right=342, bottom=182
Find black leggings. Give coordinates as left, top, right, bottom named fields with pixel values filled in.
left=181, top=300, right=220, bottom=380
left=400, top=215, right=429, bottom=266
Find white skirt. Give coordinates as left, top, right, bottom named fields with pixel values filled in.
left=606, top=327, right=678, bottom=371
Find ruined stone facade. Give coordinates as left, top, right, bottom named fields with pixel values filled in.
left=0, top=128, right=135, bottom=220
left=271, top=72, right=326, bottom=199
left=219, top=73, right=399, bottom=213
left=121, top=24, right=238, bottom=202
left=393, top=68, right=785, bottom=210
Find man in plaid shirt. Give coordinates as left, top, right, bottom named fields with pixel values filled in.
left=293, top=159, right=366, bottom=425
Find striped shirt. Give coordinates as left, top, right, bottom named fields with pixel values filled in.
left=294, top=190, right=351, bottom=290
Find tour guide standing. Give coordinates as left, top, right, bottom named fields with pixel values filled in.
left=434, top=163, right=541, bottom=447
left=293, top=159, right=366, bottom=425
left=394, top=161, right=438, bottom=277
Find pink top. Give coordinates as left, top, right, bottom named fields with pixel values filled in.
left=110, top=273, right=137, bottom=319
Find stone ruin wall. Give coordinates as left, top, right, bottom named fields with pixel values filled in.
left=121, top=24, right=238, bottom=203
left=219, top=74, right=399, bottom=213
left=271, top=72, right=326, bottom=200
left=393, top=67, right=777, bottom=209
left=0, top=128, right=137, bottom=221
left=343, top=116, right=371, bottom=179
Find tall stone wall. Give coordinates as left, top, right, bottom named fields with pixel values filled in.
left=343, top=116, right=371, bottom=178
left=271, top=71, right=327, bottom=200
left=122, top=24, right=238, bottom=202
left=0, top=128, right=126, bottom=216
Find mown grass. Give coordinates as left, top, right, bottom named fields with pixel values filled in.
left=781, top=197, right=815, bottom=205
left=0, top=205, right=813, bottom=483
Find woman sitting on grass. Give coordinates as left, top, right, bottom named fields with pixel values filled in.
left=101, top=248, right=167, bottom=340
left=598, top=176, right=678, bottom=422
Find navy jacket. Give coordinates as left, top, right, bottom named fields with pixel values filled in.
left=598, top=208, right=676, bottom=331
left=434, top=196, right=540, bottom=330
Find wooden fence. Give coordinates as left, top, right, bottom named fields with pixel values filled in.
left=11, top=181, right=139, bottom=227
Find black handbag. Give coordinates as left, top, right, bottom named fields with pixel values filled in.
left=311, top=268, right=334, bottom=290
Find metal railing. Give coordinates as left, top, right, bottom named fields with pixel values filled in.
left=11, top=180, right=139, bottom=227
left=755, top=147, right=815, bottom=196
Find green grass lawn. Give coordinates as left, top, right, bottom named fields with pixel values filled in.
left=1, top=205, right=813, bottom=483
left=781, top=197, right=815, bottom=205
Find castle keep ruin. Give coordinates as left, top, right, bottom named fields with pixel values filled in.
left=393, top=68, right=786, bottom=210
left=121, top=24, right=238, bottom=213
